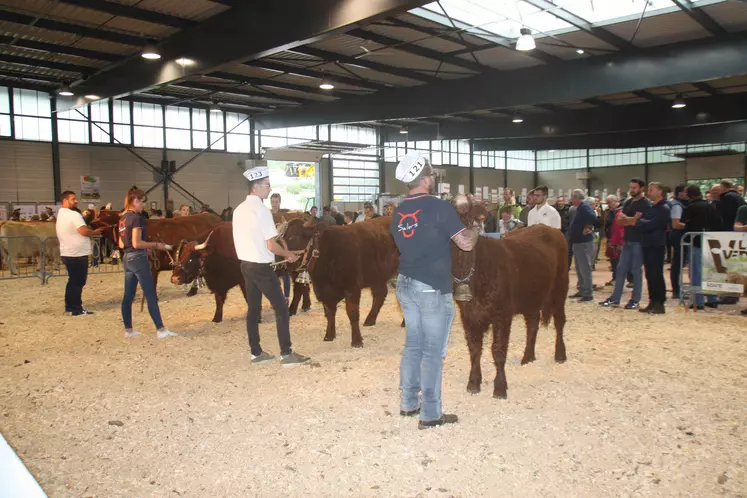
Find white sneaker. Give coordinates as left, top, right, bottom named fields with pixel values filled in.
left=157, top=329, right=179, bottom=340
left=124, top=330, right=141, bottom=338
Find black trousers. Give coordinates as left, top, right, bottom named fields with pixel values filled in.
left=62, top=255, right=89, bottom=312
left=642, top=245, right=666, bottom=305
left=240, top=261, right=292, bottom=357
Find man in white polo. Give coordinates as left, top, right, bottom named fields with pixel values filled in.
left=56, top=190, right=103, bottom=316
left=527, top=185, right=562, bottom=229
left=233, top=166, right=310, bottom=367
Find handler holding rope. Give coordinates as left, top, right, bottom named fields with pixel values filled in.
left=233, top=166, right=310, bottom=367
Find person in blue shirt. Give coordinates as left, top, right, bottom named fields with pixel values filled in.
left=390, top=152, right=478, bottom=430
left=567, top=190, right=597, bottom=302
left=631, top=182, right=671, bottom=314
left=669, top=184, right=689, bottom=298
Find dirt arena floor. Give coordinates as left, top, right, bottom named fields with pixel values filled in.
left=1, top=268, right=746, bottom=497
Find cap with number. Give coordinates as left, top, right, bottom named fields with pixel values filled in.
left=395, top=152, right=429, bottom=183
left=243, top=166, right=269, bottom=182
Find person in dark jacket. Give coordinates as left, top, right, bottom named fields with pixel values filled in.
left=669, top=184, right=689, bottom=298
left=717, top=179, right=745, bottom=232
left=633, top=182, right=670, bottom=314
left=679, top=185, right=723, bottom=310
left=568, top=190, right=597, bottom=302
left=519, top=189, right=535, bottom=226
left=600, top=178, right=651, bottom=310
left=554, top=195, right=570, bottom=234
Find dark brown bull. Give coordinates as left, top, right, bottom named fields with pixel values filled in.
left=282, top=216, right=399, bottom=347
left=452, top=196, right=568, bottom=399
left=170, top=221, right=312, bottom=322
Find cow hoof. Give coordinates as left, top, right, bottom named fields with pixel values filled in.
left=302, top=307, right=311, bottom=313
left=212, top=318, right=222, bottom=323
left=186, top=287, right=198, bottom=297
left=493, top=392, right=507, bottom=400
left=363, top=320, right=376, bottom=327
left=351, top=342, right=363, bottom=348
left=555, top=356, right=567, bottom=364
left=289, top=309, right=297, bottom=317
left=521, top=356, right=536, bottom=365
left=466, top=384, right=481, bottom=395
left=323, top=335, right=335, bottom=342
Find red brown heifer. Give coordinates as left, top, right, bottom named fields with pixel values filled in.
left=282, top=216, right=399, bottom=347
left=452, top=197, right=568, bottom=399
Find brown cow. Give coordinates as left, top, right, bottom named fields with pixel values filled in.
left=282, top=216, right=399, bottom=347
left=451, top=196, right=568, bottom=399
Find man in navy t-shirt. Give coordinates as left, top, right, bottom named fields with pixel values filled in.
left=390, top=152, right=478, bottom=430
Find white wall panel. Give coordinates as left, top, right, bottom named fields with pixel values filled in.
left=0, top=140, right=53, bottom=203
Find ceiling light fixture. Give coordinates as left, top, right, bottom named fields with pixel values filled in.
left=58, top=84, right=74, bottom=97
left=141, top=43, right=161, bottom=60
left=210, top=103, right=222, bottom=113
left=176, top=57, right=195, bottom=67
left=319, top=77, right=334, bottom=90
left=84, top=94, right=100, bottom=100
left=516, top=28, right=536, bottom=52
left=399, top=126, right=409, bottom=134
left=512, top=114, right=524, bottom=123
left=576, top=48, right=585, bottom=55
left=672, top=94, right=686, bottom=109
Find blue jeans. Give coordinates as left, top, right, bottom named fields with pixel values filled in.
left=573, top=241, right=595, bottom=298
left=610, top=241, right=643, bottom=303
left=689, top=246, right=718, bottom=306
left=282, top=272, right=291, bottom=298
left=122, top=251, right=164, bottom=330
left=397, top=275, right=455, bottom=423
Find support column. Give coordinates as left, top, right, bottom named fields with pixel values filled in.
left=503, top=152, right=508, bottom=189
left=249, top=117, right=256, bottom=158
left=585, top=149, right=591, bottom=194
left=50, top=97, right=61, bottom=202
left=468, top=140, right=475, bottom=194
left=378, top=129, right=385, bottom=194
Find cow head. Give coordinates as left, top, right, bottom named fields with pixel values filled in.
left=170, top=232, right=213, bottom=285
left=452, top=194, right=488, bottom=229
left=280, top=217, right=327, bottom=273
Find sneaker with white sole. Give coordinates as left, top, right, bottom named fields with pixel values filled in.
left=251, top=351, right=275, bottom=365
left=157, top=329, right=179, bottom=340
left=125, top=330, right=142, bottom=338
left=280, top=351, right=311, bottom=367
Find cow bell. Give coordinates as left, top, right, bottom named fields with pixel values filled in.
left=454, top=283, right=473, bottom=302
left=296, top=269, right=311, bottom=285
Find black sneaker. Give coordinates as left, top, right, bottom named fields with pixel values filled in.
left=418, top=414, right=458, bottom=430
left=400, top=407, right=420, bottom=417
left=280, top=351, right=311, bottom=368
left=569, top=292, right=582, bottom=298
left=650, top=303, right=666, bottom=314
left=624, top=300, right=639, bottom=310
left=71, top=308, right=94, bottom=316
left=599, top=298, right=619, bottom=307
left=578, top=296, right=594, bottom=302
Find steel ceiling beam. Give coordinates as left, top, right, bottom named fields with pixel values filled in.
left=243, top=60, right=390, bottom=91
left=174, top=81, right=308, bottom=105
left=0, top=36, right=121, bottom=62
left=255, top=32, right=747, bottom=129
left=381, top=93, right=747, bottom=142
left=56, top=0, right=197, bottom=29
left=210, top=71, right=364, bottom=98
left=0, top=54, right=98, bottom=75
left=347, top=27, right=483, bottom=73
left=291, top=46, right=442, bottom=84
left=671, top=0, right=727, bottom=36
left=472, top=121, right=747, bottom=150
left=523, top=0, right=633, bottom=50
left=56, top=0, right=431, bottom=110
left=0, top=10, right=145, bottom=46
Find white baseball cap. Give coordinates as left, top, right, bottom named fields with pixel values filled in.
left=243, top=166, right=269, bottom=182
left=395, top=152, right=429, bottom=183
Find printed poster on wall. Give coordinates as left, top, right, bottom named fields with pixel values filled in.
left=475, top=189, right=483, bottom=201
left=268, top=161, right=320, bottom=212
left=482, top=186, right=490, bottom=202
left=0, top=204, right=8, bottom=220
left=13, top=204, right=37, bottom=220
left=458, top=184, right=465, bottom=195
left=37, top=204, right=61, bottom=217
left=701, top=232, right=747, bottom=295
left=80, top=176, right=101, bottom=203
left=439, top=183, right=450, bottom=195
left=491, top=189, right=498, bottom=203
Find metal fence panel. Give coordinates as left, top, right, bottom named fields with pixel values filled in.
left=42, top=236, right=122, bottom=283
left=0, top=236, right=45, bottom=282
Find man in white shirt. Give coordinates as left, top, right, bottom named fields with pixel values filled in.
left=233, top=167, right=310, bottom=367
left=56, top=191, right=103, bottom=316
left=527, top=185, right=562, bottom=229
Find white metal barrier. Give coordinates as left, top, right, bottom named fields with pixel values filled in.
left=0, top=235, right=122, bottom=284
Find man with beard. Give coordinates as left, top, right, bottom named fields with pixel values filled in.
left=390, top=152, right=478, bottom=430
left=600, top=178, right=651, bottom=310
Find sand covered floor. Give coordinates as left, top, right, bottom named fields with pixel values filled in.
left=1, top=270, right=746, bottom=497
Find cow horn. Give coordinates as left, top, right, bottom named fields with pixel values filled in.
left=194, top=230, right=213, bottom=251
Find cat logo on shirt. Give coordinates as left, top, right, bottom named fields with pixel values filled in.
left=398, top=209, right=422, bottom=239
